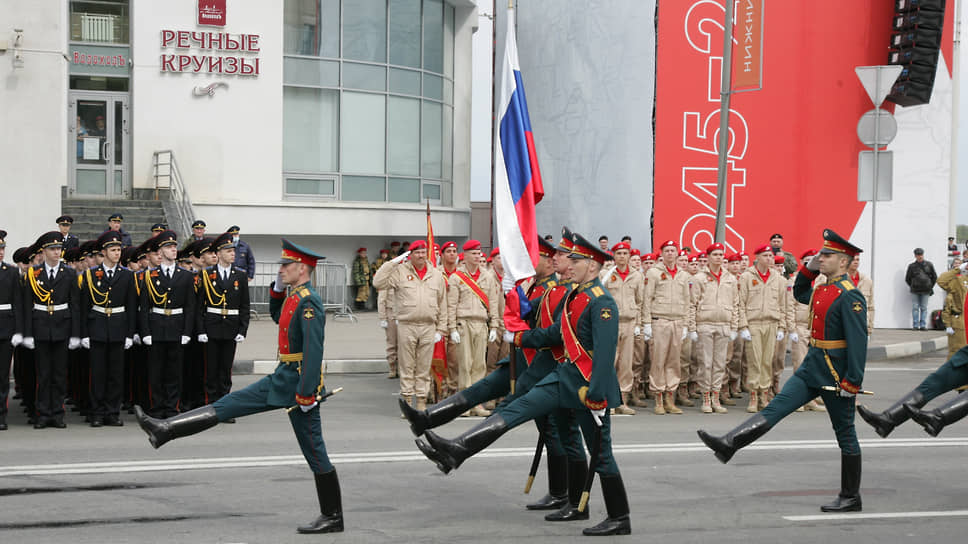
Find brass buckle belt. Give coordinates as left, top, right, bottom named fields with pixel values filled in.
left=34, top=303, right=68, bottom=312
left=151, top=307, right=183, bottom=316
left=810, top=338, right=847, bottom=349
left=207, top=307, right=240, bottom=316
left=93, top=306, right=125, bottom=316
left=279, top=352, right=303, bottom=364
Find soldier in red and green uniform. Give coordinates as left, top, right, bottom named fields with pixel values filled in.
left=414, top=231, right=631, bottom=537
left=135, top=238, right=343, bottom=535
left=699, top=229, right=867, bottom=513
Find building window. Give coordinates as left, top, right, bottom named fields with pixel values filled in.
left=69, top=0, right=130, bottom=45
left=282, top=0, right=455, bottom=205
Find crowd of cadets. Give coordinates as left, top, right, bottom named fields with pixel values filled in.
left=0, top=218, right=249, bottom=430
left=373, top=232, right=876, bottom=418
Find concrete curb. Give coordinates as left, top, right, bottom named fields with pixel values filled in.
left=866, top=335, right=948, bottom=361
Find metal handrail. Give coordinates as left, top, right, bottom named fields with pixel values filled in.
left=152, top=150, right=194, bottom=240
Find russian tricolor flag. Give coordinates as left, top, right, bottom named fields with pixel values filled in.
left=494, top=7, right=544, bottom=286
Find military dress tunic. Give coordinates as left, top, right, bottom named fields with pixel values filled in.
left=759, top=269, right=868, bottom=455
left=212, top=280, right=333, bottom=474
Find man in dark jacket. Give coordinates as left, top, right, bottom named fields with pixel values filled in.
left=905, top=248, right=937, bottom=330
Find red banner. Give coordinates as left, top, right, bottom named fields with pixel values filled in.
left=654, top=1, right=902, bottom=256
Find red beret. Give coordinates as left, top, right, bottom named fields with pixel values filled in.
left=774, top=254, right=785, bottom=264
left=442, top=241, right=458, bottom=250
left=800, top=248, right=817, bottom=260
left=379, top=249, right=390, bottom=255
left=678, top=249, right=689, bottom=257
left=433, top=243, right=440, bottom=252
left=611, top=242, right=631, bottom=252
left=688, top=254, right=700, bottom=263
left=630, top=248, right=641, bottom=256
left=463, top=240, right=481, bottom=251
left=754, top=244, right=772, bottom=255
left=410, top=240, right=427, bottom=251
left=390, top=241, right=401, bottom=247
left=490, top=247, right=500, bottom=257
left=659, top=240, right=678, bottom=251
left=726, top=253, right=742, bottom=262
left=357, top=247, right=366, bottom=253
left=643, top=253, right=656, bottom=261
left=706, top=243, right=725, bottom=254
left=697, top=252, right=707, bottom=258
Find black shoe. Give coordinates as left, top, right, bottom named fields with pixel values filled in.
left=52, top=419, right=67, bottom=429
left=528, top=454, right=568, bottom=510
left=546, top=458, right=590, bottom=521
left=820, top=454, right=862, bottom=512
left=297, top=470, right=343, bottom=534
left=103, top=415, right=123, bottom=427
left=905, top=392, right=968, bottom=437
left=223, top=418, right=236, bottom=424
left=582, top=473, right=632, bottom=536
left=399, top=392, right=470, bottom=436
left=34, top=419, right=47, bottom=429
left=527, top=493, right=568, bottom=511
left=697, top=413, right=771, bottom=463
left=0, top=418, right=6, bottom=431
left=418, top=414, right=509, bottom=474
left=134, top=405, right=219, bottom=449
left=90, top=417, right=103, bottom=428
left=857, top=390, right=924, bottom=438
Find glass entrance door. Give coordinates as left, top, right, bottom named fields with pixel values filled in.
left=69, top=92, right=129, bottom=197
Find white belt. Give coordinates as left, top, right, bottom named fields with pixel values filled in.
left=151, top=307, right=184, bottom=316
left=34, top=303, right=68, bottom=312
left=0, top=304, right=11, bottom=311
left=92, top=306, right=126, bottom=316
left=207, top=307, right=239, bottom=316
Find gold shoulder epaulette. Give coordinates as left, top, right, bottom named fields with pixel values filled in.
left=297, top=287, right=311, bottom=298
left=840, top=280, right=855, bottom=291
left=590, top=286, right=605, bottom=297
left=547, top=280, right=557, bottom=288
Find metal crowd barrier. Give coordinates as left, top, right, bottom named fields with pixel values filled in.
left=250, top=261, right=356, bottom=322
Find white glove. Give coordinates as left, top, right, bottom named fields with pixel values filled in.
left=68, top=337, right=81, bottom=350
left=299, top=401, right=318, bottom=412
left=380, top=320, right=388, bottom=329
left=272, top=272, right=286, bottom=293
left=11, top=333, right=23, bottom=347
left=389, top=250, right=411, bottom=265
left=838, top=388, right=856, bottom=398
left=501, top=274, right=515, bottom=294
left=806, top=255, right=821, bottom=272
left=124, top=337, right=133, bottom=350
left=590, top=408, right=606, bottom=426
left=642, top=324, right=653, bottom=340
left=946, top=327, right=956, bottom=335
left=81, top=337, right=90, bottom=349
left=450, top=331, right=461, bottom=344
left=22, top=336, right=35, bottom=350
left=197, top=333, right=209, bottom=343
left=688, top=331, right=699, bottom=342
left=180, top=335, right=190, bottom=345
left=633, top=326, right=642, bottom=338
left=789, top=332, right=800, bottom=344
left=503, top=330, right=515, bottom=343
left=729, top=330, right=738, bottom=341
left=740, top=329, right=752, bottom=341
left=234, top=334, right=245, bottom=342
left=681, top=327, right=688, bottom=341
left=960, top=261, right=968, bottom=274
left=133, top=333, right=141, bottom=345
left=433, top=332, right=442, bottom=343
left=488, top=329, right=497, bottom=343
left=776, top=331, right=785, bottom=342
left=142, top=335, right=152, bottom=346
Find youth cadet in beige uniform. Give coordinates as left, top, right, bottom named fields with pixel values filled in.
left=680, top=254, right=704, bottom=405
left=377, top=283, right=397, bottom=379
left=688, top=243, right=739, bottom=414
left=769, top=254, right=796, bottom=399
left=631, top=252, right=655, bottom=407
left=447, top=240, right=499, bottom=416
left=602, top=241, right=645, bottom=415
left=373, top=240, right=447, bottom=411
left=848, top=256, right=875, bottom=337
left=439, top=241, right=460, bottom=397
left=737, top=245, right=794, bottom=413
left=485, top=248, right=509, bottom=379
left=722, top=253, right=746, bottom=404
left=643, top=240, right=691, bottom=415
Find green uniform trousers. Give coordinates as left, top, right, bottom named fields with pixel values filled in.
left=916, top=346, right=968, bottom=399
left=760, top=373, right=860, bottom=455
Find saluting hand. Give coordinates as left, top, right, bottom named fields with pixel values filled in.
left=389, top=251, right=411, bottom=265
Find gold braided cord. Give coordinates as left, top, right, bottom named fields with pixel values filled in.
left=85, top=269, right=109, bottom=306
left=144, top=269, right=169, bottom=306
left=202, top=269, right=226, bottom=307
left=28, top=268, right=51, bottom=303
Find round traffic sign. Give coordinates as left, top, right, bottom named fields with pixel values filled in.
left=857, top=108, right=897, bottom=148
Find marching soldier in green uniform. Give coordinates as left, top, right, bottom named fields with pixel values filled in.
left=698, top=229, right=867, bottom=513
left=857, top=260, right=968, bottom=439
left=135, top=239, right=343, bottom=534
left=415, top=231, right=632, bottom=536
left=351, top=247, right=372, bottom=310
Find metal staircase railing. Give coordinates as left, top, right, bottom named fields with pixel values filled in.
left=152, top=150, right=194, bottom=240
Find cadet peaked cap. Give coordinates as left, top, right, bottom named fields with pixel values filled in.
left=13, top=246, right=30, bottom=264
left=538, top=237, right=556, bottom=258
left=819, top=229, right=862, bottom=256
left=151, top=223, right=168, bottom=233
left=37, top=231, right=64, bottom=250
left=120, top=246, right=138, bottom=266
left=568, top=232, right=609, bottom=265
left=108, top=213, right=123, bottom=222
left=152, top=230, right=178, bottom=250
left=63, top=248, right=82, bottom=263
left=192, top=238, right=216, bottom=258
left=192, top=219, right=207, bottom=229
left=557, top=226, right=575, bottom=252
left=227, top=225, right=241, bottom=234
left=97, top=230, right=124, bottom=250
left=212, top=232, right=236, bottom=252
left=56, top=215, right=74, bottom=225
left=277, top=238, right=324, bottom=267
left=0, top=229, right=6, bottom=248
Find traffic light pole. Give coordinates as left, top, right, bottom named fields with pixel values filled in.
left=713, top=0, right=735, bottom=244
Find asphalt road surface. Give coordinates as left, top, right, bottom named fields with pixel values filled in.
left=2, top=349, right=967, bottom=543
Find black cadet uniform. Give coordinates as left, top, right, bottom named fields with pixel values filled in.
left=11, top=246, right=37, bottom=424
left=57, top=216, right=80, bottom=251
left=80, top=230, right=138, bottom=426
left=180, top=239, right=212, bottom=411
left=0, top=230, right=25, bottom=430
left=139, top=230, right=196, bottom=418
left=23, top=231, right=81, bottom=428
left=197, top=232, right=250, bottom=404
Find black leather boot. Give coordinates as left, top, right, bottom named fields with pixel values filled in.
left=582, top=473, right=631, bottom=536
left=134, top=405, right=218, bottom=449
left=545, top=458, right=589, bottom=522
left=416, top=413, right=508, bottom=474
left=297, top=469, right=344, bottom=534
left=820, top=454, right=862, bottom=512
left=526, top=453, right=568, bottom=510
left=399, top=392, right=471, bottom=436
left=697, top=413, right=771, bottom=464
left=857, top=390, right=924, bottom=438
left=905, top=391, right=968, bottom=437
